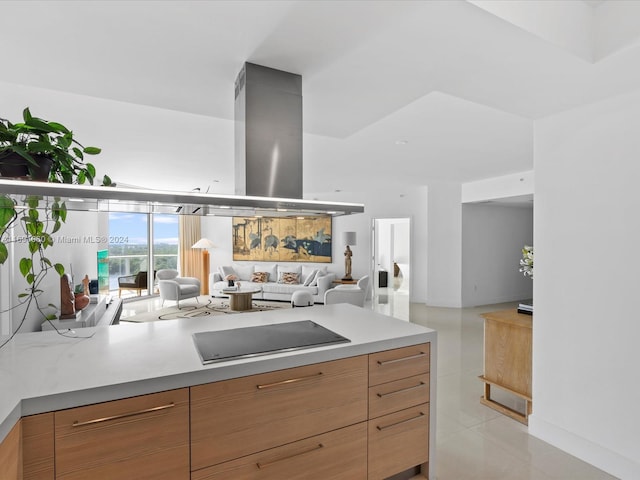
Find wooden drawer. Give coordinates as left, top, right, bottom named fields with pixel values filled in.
left=369, top=373, right=429, bottom=419
left=54, top=388, right=189, bottom=480
left=369, top=343, right=430, bottom=386
left=368, top=403, right=429, bottom=480
left=191, top=355, right=368, bottom=470
left=192, top=422, right=367, bottom=480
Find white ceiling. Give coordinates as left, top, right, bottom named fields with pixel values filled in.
left=1, top=0, right=639, bottom=196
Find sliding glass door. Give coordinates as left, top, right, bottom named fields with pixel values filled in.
left=108, top=213, right=178, bottom=299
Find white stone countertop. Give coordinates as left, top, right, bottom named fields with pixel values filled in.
left=0, top=303, right=436, bottom=442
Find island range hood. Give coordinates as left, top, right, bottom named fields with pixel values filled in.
left=0, top=63, right=362, bottom=217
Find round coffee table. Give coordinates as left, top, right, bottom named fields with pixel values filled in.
left=224, top=288, right=262, bottom=312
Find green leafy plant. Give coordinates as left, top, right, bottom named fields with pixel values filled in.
left=0, top=195, right=68, bottom=348
left=0, top=108, right=114, bottom=348
left=0, top=107, right=113, bottom=185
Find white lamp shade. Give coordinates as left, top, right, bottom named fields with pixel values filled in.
left=192, top=238, right=216, bottom=249
left=343, top=231, right=357, bottom=246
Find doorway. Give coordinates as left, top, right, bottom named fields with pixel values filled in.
left=372, top=218, right=411, bottom=320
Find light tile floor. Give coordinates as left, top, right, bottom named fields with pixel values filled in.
left=370, top=288, right=618, bottom=480
left=120, top=290, right=618, bottom=479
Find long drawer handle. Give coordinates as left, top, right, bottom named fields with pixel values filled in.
left=377, top=352, right=427, bottom=366
left=256, top=372, right=323, bottom=390
left=72, top=403, right=175, bottom=427
left=257, top=443, right=324, bottom=469
left=376, top=412, right=425, bottom=431
left=377, top=381, right=426, bottom=398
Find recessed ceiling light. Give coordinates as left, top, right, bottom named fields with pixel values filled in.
left=395, top=140, right=409, bottom=145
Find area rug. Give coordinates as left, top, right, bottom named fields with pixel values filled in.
left=121, top=298, right=292, bottom=323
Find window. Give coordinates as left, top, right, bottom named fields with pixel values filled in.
left=108, top=213, right=179, bottom=297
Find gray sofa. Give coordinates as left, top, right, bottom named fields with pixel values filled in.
left=210, top=263, right=336, bottom=304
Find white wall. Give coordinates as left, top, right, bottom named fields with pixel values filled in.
left=461, top=204, right=533, bottom=307
left=0, top=81, right=233, bottom=193
left=462, top=170, right=534, bottom=203
left=530, top=88, right=640, bottom=479
left=426, top=182, right=462, bottom=307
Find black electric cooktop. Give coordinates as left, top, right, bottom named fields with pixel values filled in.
left=193, top=320, right=350, bottom=364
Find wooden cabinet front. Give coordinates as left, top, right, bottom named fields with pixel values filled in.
left=191, top=355, right=368, bottom=471
left=192, top=422, right=367, bottom=480
left=368, top=343, right=431, bottom=479
left=369, top=343, right=430, bottom=386
left=54, top=388, right=189, bottom=480
left=369, top=373, right=429, bottom=419
left=23, top=413, right=54, bottom=480
left=368, top=404, right=430, bottom=480
left=480, top=309, right=532, bottom=424
left=10, top=341, right=434, bottom=479
left=0, top=419, right=21, bottom=480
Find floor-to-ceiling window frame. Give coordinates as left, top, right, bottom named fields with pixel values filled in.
left=108, top=213, right=179, bottom=300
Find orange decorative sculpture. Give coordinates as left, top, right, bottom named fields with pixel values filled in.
left=59, top=273, right=76, bottom=319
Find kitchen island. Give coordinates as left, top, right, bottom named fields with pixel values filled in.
left=0, top=303, right=437, bottom=479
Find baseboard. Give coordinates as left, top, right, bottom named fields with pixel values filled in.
left=529, top=414, right=639, bottom=479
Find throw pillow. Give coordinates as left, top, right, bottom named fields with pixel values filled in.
left=233, top=264, right=255, bottom=281
left=262, top=264, right=278, bottom=281
left=277, top=264, right=302, bottom=280
left=310, top=272, right=327, bottom=287
left=251, top=271, right=269, bottom=283
left=220, top=266, right=237, bottom=279
left=301, top=265, right=317, bottom=284
left=303, top=269, right=319, bottom=286
left=278, top=272, right=300, bottom=284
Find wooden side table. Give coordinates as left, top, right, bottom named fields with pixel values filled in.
left=479, top=309, right=532, bottom=424
left=333, top=279, right=358, bottom=285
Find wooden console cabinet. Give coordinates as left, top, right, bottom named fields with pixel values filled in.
left=479, top=309, right=532, bottom=424
left=11, top=343, right=432, bottom=479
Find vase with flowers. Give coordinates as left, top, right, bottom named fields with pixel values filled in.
left=519, top=245, right=533, bottom=279
left=517, top=245, right=534, bottom=315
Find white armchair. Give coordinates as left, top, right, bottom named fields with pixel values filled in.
left=156, top=269, right=201, bottom=307
left=324, top=275, right=370, bottom=307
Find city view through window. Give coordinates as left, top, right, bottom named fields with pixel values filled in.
left=108, top=213, right=179, bottom=297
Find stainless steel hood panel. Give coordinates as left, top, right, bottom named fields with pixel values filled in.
left=0, top=179, right=364, bottom=216
left=235, top=63, right=303, bottom=199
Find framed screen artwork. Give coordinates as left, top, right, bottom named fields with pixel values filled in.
left=232, top=216, right=331, bottom=263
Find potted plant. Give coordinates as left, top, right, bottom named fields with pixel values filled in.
left=0, top=109, right=115, bottom=347
left=0, top=107, right=109, bottom=184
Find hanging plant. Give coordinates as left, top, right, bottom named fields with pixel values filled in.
left=0, top=107, right=114, bottom=348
